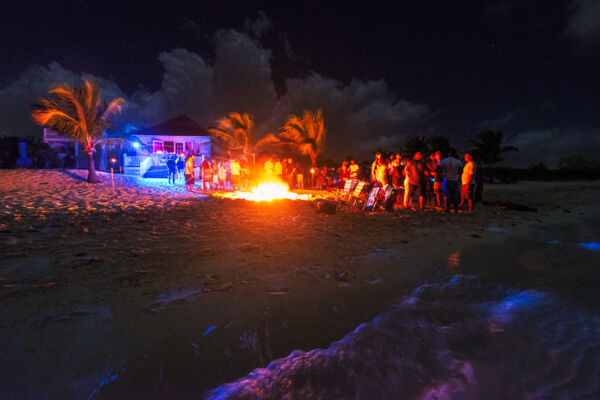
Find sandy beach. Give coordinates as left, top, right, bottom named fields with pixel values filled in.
left=1, top=170, right=599, bottom=399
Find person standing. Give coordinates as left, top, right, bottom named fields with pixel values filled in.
left=177, top=155, right=185, bottom=183
left=296, top=163, right=304, bottom=189
left=184, top=154, right=195, bottom=192
left=167, top=155, right=177, bottom=184
left=338, top=161, right=349, bottom=188
left=218, top=161, right=227, bottom=190
left=460, top=152, right=476, bottom=212
left=438, top=149, right=462, bottom=212
left=349, top=159, right=360, bottom=180
left=274, top=158, right=283, bottom=179
left=201, top=158, right=212, bottom=191
left=230, top=158, right=241, bottom=191
left=403, top=152, right=426, bottom=209
left=242, top=161, right=251, bottom=190
left=212, top=159, right=219, bottom=190
left=286, top=158, right=296, bottom=189
left=264, top=157, right=274, bottom=177
left=371, top=152, right=388, bottom=186
left=431, top=151, right=443, bottom=207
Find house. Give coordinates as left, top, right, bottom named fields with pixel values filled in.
left=44, top=114, right=212, bottom=178
left=43, top=128, right=110, bottom=170
left=124, top=115, right=211, bottom=177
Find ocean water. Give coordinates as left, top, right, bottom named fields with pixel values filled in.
left=205, top=276, right=600, bottom=400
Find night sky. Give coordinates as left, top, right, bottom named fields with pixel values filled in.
left=1, top=0, right=599, bottom=165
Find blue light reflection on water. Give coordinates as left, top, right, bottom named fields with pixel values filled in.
left=579, top=242, right=600, bottom=251
left=206, top=277, right=591, bottom=400
left=87, top=368, right=126, bottom=400
left=204, top=325, right=216, bottom=336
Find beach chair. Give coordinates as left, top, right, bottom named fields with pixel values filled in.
left=349, top=181, right=367, bottom=207
left=377, top=184, right=397, bottom=211
left=363, top=186, right=381, bottom=211
left=339, top=178, right=358, bottom=201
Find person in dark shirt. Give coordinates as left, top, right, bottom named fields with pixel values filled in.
left=167, top=156, right=177, bottom=184
left=176, top=156, right=185, bottom=183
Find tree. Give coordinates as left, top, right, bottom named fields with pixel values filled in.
left=469, top=129, right=518, bottom=183
left=32, top=79, right=125, bottom=183
left=428, top=135, right=451, bottom=155
left=403, top=135, right=430, bottom=156
left=279, top=109, right=326, bottom=166
left=208, top=112, right=279, bottom=164
left=557, top=155, right=600, bottom=171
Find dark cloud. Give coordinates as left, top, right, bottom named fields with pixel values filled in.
left=244, top=10, right=272, bottom=38
left=565, top=0, right=600, bottom=52
left=0, top=62, right=126, bottom=137
left=0, top=20, right=432, bottom=161
left=503, top=127, right=600, bottom=167
left=477, top=110, right=517, bottom=130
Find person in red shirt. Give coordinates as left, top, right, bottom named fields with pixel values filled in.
left=403, top=152, right=426, bottom=210
left=201, top=158, right=212, bottom=191
left=338, top=161, right=350, bottom=188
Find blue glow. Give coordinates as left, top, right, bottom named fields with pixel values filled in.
left=204, top=325, right=216, bottom=336
left=88, top=368, right=126, bottom=399
left=579, top=242, right=600, bottom=251
left=489, top=227, right=504, bottom=233
left=547, top=240, right=561, bottom=244
left=123, top=123, right=139, bottom=133
left=132, top=142, right=140, bottom=149
left=485, top=290, right=545, bottom=324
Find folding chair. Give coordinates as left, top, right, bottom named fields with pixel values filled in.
left=341, top=178, right=358, bottom=201
left=363, top=186, right=381, bottom=211
left=350, top=181, right=367, bottom=207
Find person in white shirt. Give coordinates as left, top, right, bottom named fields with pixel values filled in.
left=438, top=149, right=462, bottom=212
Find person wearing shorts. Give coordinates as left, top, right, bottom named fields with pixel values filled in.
left=184, top=155, right=195, bottom=192
left=403, top=152, right=426, bottom=210
left=439, top=149, right=462, bottom=212
left=460, top=152, right=476, bottom=212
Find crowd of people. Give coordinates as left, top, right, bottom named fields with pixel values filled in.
left=363, top=149, right=478, bottom=213
left=164, top=150, right=478, bottom=213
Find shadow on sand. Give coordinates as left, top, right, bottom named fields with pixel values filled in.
left=60, top=169, right=89, bottom=183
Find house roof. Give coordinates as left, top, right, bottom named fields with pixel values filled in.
left=135, top=115, right=210, bottom=137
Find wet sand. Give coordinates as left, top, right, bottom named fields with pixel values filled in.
left=0, top=170, right=598, bottom=399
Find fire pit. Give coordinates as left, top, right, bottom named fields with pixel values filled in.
left=214, top=181, right=313, bottom=202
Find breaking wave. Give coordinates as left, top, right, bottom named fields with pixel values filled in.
left=206, top=276, right=600, bottom=399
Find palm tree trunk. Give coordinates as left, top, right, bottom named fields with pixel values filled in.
left=87, top=149, right=97, bottom=183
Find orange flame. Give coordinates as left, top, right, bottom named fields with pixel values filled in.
left=215, top=181, right=312, bottom=202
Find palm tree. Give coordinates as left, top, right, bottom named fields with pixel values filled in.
left=403, top=135, right=430, bottom=156
left=208, top=112, right=279, bottom=165
left=428, top=135, right=451, bottom=155
left=469, top=129, right=518, bottom=183
left=279, top=109, right=326, bottom=166
left=32, top=79, right=125, bottom=183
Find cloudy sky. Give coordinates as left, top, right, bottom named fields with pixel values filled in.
left=1, top=0, right=598, bottom=165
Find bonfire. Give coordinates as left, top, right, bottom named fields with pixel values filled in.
left=214, top=181, right=313, bottom=202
